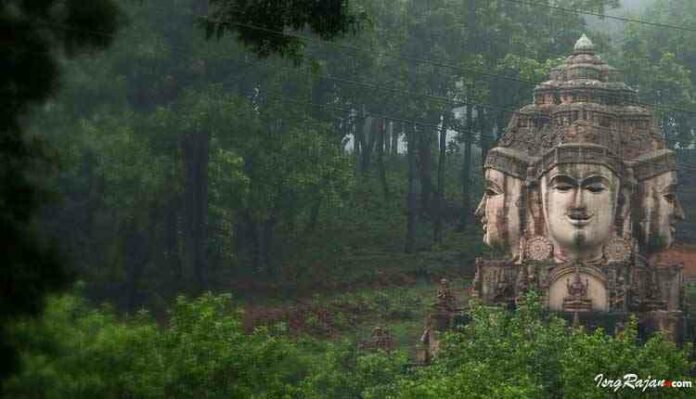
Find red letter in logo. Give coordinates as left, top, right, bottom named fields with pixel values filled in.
left=663, top=380, right=673, bottom=388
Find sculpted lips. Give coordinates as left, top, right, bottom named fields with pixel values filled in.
left=567, top=210, right=592, bottom=227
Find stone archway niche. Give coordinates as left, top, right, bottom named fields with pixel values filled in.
left=547, top=266, right=608, bottom=312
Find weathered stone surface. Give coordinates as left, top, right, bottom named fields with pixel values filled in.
left=419, top=36, right=687, bottom=365
left=471, top=34, right=686, bottom=339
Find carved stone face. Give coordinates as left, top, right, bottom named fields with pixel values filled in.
left=639, top=171, right=685, bottom=251
left=540, top=164, right=619, bottom=262
left=474, top=168, right=523, bottom=257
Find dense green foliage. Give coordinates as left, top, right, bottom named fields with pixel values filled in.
left=616, top=0, right=696, bottom=148
left=3, top=292, right=692, bottom=398
left=394, top=294, right=694, bottom=398
left=1, top=0, right=121, bottom=381
left=28, top=0, right=652, bottom=310
left=2, top=292, right=404, bottom=398
left=8, top=0, right=696, bottom=396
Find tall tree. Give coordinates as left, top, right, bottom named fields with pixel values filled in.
left=405, top=125, right=419, bottom=253
left=459, top=105, right=474, bottom=230
left=617, top=1, right=696, bottom=149
left=1, top=0, right=121, bottom=382
left=434, top=112, right=450, bottom=244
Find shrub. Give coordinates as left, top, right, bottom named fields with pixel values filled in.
left=390, top=293, right=694, bottom=398
left=3, top=293, right=312, bottom=398
left=3, top=291, right=692, bottom=398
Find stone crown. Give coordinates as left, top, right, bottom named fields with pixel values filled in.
left=488, top=34, right=669, bottom=178
left=573, top=33, right=595, bottom=53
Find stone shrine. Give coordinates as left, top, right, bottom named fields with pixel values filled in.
left=470, top=34, right=686, bottom=339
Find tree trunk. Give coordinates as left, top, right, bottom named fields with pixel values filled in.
left=306, top=193, right=321, bottom=232
left=384, top=120, right=392, bottom=155
left=124, top=221, right=151, bottom=312
left=468, top=0, right=478, bottom=52
left=259, top=213, right=277, bottom=275
left=496, top=110, right=507, bottom=141
left=236, top=210, right=260, bottom=273
left=164, top=195, right=182, bottom=281
left=181, top=130, right=210, bottom=290
left=377, top=118, right=390, bottom=199
left=193, top=0, right=208, bottom=15
left=417, top=125, right=434, bottom=218
left=391, top=122, right=400, bottom=156
left=479, top=107, right=491, bottom=166
left=434, top=113, right=449, bottom=244
left=405, top=124, right=418, bottom=253
left=353, top=112, right=362, bottom=173
left=360, top=115, right=376, bottom=173
left=459, top=105, right=473, bottom=230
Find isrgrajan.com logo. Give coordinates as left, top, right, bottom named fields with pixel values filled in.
left=595, top=374, right=693, bottom=392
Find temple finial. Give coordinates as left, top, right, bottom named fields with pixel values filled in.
left=574, top=33, right=595, bottom=53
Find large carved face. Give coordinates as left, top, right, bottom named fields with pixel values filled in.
left=540, top=164, right=619, bottom=262
left=474, top=168, right=524, bottom=256
left=639, top=171, right=685, bottom=251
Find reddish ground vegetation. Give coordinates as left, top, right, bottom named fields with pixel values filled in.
left=242, top=302, right=347, bottom=337
left=227, top=267, right=464, bottom=300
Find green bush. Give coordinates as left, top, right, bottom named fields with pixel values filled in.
left=4, top=293, right=312, bottom=398
left=390, top=293, right=694, bottom=398
left=3, top=293, right=406, bottom=398
left=4, top=292, right=693, bottom=398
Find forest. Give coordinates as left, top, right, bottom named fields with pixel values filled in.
left=3, top=0, right=696, bottom=397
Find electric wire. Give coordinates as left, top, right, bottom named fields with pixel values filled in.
left=14, top=5, right=696, bottom=117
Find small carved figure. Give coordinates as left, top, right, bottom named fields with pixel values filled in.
left=563, top=269, right=593, bottom=312
left=436, top=278, right=457, bottom=312
left=603, top=236, right=633, bottom=263
left=470, top=269, right=481, bottom=298
left=610, top=275, right=627, bottom=309
left=371, top=326, right=395, bottom=352
left=566, top=272, right=588, bottom=299
left=490, top=270, right=515, bottom=307
left=360, top=326, right=396, bottom=352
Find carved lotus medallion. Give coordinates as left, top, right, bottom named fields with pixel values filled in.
left=525, top=236, right=553, bottom=261
left=603, top=236, right=632, bottom=263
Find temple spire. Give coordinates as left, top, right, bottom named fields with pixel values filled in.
left=573, top=33, right=595, bottom=53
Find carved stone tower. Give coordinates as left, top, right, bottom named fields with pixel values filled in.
left=470, top=34, right=686, bottom=340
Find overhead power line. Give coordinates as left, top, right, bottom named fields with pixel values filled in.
left=501, top=0, right=696, bottom=34
left=19, top=4, right=696, bottom=116
left=16, top=4, right=696, bottom=120
left=197, top=17, right=696, bottom=117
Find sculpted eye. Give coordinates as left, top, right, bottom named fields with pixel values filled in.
left=663, top=193, right=675, bottom=204
left=554, top=183, right=573, bottom=192
left=586, top=184, right=606, bottom=193
left=486, top=188, right=501, bottom=196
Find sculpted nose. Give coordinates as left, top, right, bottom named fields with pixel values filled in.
left=474, top=195, right=485, bottom=218
left=568, top=188, right=588, bottom=216
left=572, top=187, right=586, bottom=208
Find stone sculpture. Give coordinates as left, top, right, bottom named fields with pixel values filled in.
left=470, top=34, right=686, bottom=340
left=360, top=326, right=395, bottom=352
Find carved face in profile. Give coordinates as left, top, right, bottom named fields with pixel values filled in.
left=639, top=171, right=685, bottom=251
left=474, top=168, right=524, bottom=257
left=540, top=164, right=619, bottom=262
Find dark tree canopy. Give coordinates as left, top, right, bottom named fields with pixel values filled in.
left=204, top=0, right=362, bottom=58
left=4, top=0, right=695, bottom=396
left=1, top=0, right=361, bottom=383
left=1, top=0, right=121, bottom=381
